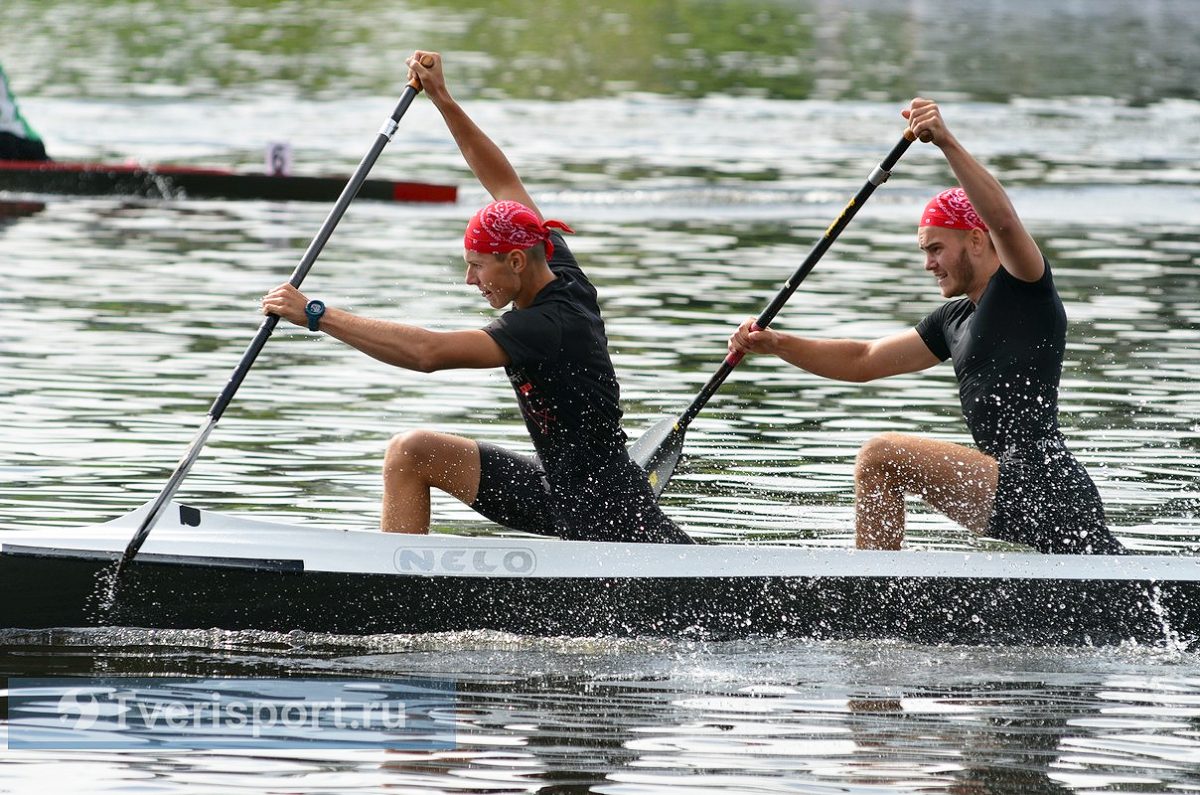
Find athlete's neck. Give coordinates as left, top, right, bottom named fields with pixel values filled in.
left=967, top=259, right=1002, bottom=304
left=513, top=265, right=557, bottom=309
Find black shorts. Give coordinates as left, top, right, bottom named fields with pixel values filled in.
left=987, top=438, right=1125, bottom=555
left=470, top=442, right=692, bottom=544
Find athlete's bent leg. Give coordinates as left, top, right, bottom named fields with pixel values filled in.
left=381, top=430, right=481, bottom=534
left=854, top=432, right=998, bottom=550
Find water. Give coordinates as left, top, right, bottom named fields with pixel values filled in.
left=2, top=631, right=1199, bottom=792
left=3, top=0, right=1200, bottom=790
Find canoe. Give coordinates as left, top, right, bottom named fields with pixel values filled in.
left=2, top=502, right=1197, bottom=646
left=0, top=159, right=457, bottom=204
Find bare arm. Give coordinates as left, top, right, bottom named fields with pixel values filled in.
left=320, top=310, right=508, bottom=372
left=729, top=321, right=939, bottom=382
left=261, top=285, right=509, bottom=372
left=406, top=51, right=540, bottom=219
left=904, top=98, right=1044, bottom=283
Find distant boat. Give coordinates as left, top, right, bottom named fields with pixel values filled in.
left=0, top=158, right=457, bottom=204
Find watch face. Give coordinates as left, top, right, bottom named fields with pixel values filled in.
left=305, top=300, right=325, bottom=331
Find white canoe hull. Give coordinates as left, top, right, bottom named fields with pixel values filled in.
left=2, top=502, right=1198, bottom=645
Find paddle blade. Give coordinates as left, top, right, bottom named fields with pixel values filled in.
left=629, top=416, right=686, bottom=498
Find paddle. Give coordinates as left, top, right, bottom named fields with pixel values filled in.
left=630, top=129, right=919, bottom=496
left=114, top=61, right=433, bottom=581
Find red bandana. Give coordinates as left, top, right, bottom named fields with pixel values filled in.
left=464, top=200, right=574, bottom=260
left=920, top=188, right=988, bottom=232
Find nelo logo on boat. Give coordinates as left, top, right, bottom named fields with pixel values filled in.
left=394, top=546, right=536, bottom=576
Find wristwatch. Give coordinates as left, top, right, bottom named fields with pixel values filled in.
left=304, top=299, right=326, bottom=332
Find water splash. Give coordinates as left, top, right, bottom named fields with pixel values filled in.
left=1145, top=582, right=1191, bottom=653
left=85, top=563, right=121, bottom=622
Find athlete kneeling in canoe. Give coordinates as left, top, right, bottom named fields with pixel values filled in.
left=262, top=52, right=690, bottom=545
left=728, top=97, right=1124, bottom=556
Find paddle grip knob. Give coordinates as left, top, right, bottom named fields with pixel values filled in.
left=904, top=127, right=933, bottom=143
left=408, top=55, right=436, bottom=92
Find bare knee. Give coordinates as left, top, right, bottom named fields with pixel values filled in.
left=384, top=430, right=438, bottom=480
left=855, top=432, right=913, bottom=481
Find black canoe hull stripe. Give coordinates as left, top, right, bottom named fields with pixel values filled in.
left=0, top=161, right=458, bottom=204
left=1, top=544, right=303, bottom=574
left=2, top=550, right=1197, bottom=645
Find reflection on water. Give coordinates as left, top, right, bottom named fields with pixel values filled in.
left=1, top=629, right=1198, bottom=792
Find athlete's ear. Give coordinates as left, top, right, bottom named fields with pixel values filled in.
left=967, top=227, right=990, bottom=255
left=506, top=249, right=527, bottom=273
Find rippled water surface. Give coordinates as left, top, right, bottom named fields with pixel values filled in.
left=4, top=96, right=1198, bottom=549
left=3, top=0, right=1200, bottom=791
left=3, top=630, right=1200, bottom=793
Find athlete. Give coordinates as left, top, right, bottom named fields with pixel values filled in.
left=262, top=51, right=691, bottom=545
left=0, top=64, right=49, bottom=161
left=728, top=97, right=1124, bottom=555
